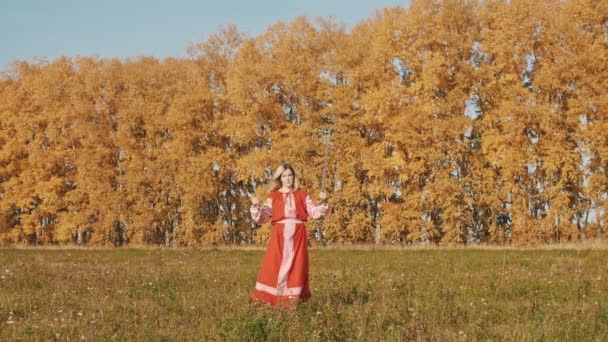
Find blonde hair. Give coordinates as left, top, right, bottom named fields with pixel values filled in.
left=269, top=162, right=300, bottom=192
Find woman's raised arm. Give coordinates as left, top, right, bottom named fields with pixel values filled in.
left=250, top=196, right=272, bottom=224
left=305, top=193, right=329, bottom=220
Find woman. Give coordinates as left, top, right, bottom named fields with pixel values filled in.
left=250, top=162, right=329, bottom=306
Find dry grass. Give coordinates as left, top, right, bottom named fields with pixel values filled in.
left=1, top=247, right=607, bottom=340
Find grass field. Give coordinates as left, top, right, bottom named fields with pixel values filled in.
left=1, top=246, right=607, bottom=341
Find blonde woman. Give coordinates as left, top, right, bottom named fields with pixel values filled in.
left=250, top=162, right=329, bottom=306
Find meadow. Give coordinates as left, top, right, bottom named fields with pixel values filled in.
left=1, top=246, right=607, bottom=341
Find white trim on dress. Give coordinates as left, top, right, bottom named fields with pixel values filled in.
left=255, top=282, right=303, bottom=296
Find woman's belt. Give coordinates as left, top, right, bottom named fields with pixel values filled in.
left=275, top=218, right=305, bottom=224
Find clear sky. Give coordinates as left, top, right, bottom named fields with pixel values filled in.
left=1, top=0, right=410, bottom=71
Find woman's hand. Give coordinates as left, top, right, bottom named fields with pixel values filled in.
left=319, top=192, right=328, bottom=203
left=250, top=196, right=260, bottom=207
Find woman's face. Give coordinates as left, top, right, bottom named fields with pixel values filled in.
left=280, top=168, right=294, bottom=188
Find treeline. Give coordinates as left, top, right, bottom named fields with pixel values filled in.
left=1, top=0, right=607, bottom=246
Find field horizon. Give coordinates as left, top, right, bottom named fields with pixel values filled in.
left=2, top=238, right=608, bottom=251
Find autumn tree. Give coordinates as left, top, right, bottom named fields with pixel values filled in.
left=1, top=0, right=606, bottom=246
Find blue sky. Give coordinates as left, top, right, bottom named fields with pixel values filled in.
left=1, top=0, right=410, bottom=71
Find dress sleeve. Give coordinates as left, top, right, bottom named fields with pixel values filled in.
left=250, top=197, right=272, bottom=224
left=305, top=194, right=329, bottom=220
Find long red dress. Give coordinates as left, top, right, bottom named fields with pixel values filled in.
left=250, top=189, right=329, bottom=306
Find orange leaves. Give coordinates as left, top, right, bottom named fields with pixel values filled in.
left=0, top=1, right=606, bottom=246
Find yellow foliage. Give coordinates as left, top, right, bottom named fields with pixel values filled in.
left=0, top=0, right=605, bottom=246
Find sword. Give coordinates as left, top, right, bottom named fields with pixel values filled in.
left=315, top=129, right=331, bottom=244
left=321, top=128, right=331, bottom=192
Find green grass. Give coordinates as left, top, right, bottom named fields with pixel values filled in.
left=1, top=247, right=607, bottom=341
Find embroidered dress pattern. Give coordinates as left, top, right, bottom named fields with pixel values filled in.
left=250, top=189, right=328, bottom=306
